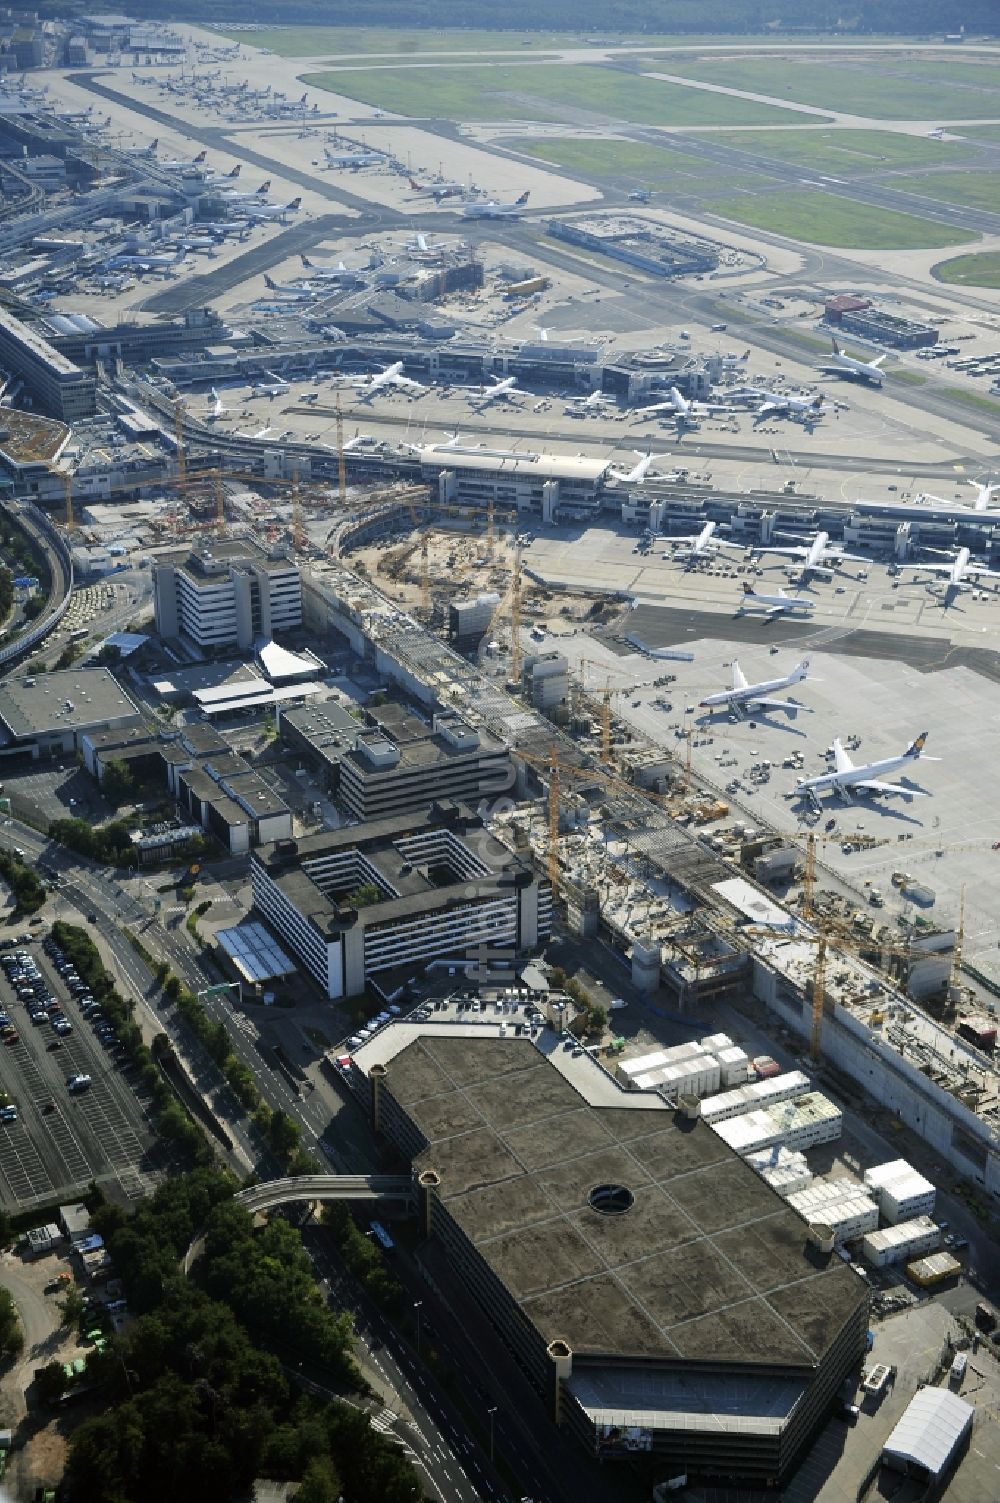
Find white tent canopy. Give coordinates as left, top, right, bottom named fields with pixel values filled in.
left=882, top=1386, right=973, bottom=1478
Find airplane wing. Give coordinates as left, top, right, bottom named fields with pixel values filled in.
left=896, top=561, right=957, bottom=574
left=961, top=564, right=1000, bottom=579
left=747, top=696, right=809, bottom=713
left=832, top=740, right=854, bottom=775
left=851, top=779, right=927, bottom=799
left=758, top=544, right=805, bottom=559
left=870, top=355, right=887, bottom=368
left=830, top=549, right=868, bottom=563
left=394, top=376, right=426, bottom=392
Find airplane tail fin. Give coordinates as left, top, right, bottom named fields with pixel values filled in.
left=287, top=198, right=301, bottom=210
left=741, top=581, right=754, bottom=595
left=831, top=337, right=841, bottom=355
left=264, top=274, right=276, bottom=289
left=228, top=165, right=240, bottom=177
left=149, top=138, right=158, bottom=153
left=515, top=191, right=529, bottom=205
left=193, top=150, right=206, bottom=164
left=300, top=255, right=311, bottom=267
left=257, top=180, right=271, bottom=195
left=907, top=731, right=930, bottom=756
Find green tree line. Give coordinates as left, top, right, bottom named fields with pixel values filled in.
left=57, top=1170, right=420, bottom=1503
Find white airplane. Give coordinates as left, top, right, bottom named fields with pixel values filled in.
left=250, top=372, right=289, bottom=396
left=469, top=375, right=519, bottom=408
left=300, top=255, right=356, bottom=280
left=160, top=149, right=207, bottom=170
left=205, top=388, right=227, bottom=420
left=753, top=392, right=825, bottom=425
left=793, top=732, right=938, bottom=805
left=818, top=337, right=886, bottom=386
left=238, top=197, right=302, bottom=223
left=917, top=477, right=1000, bottom=513
left=665, top=522, right=742, bottom=563
left=343, top=433, right=374, bottom=451
left=105, top=249, right=186, bottom=272
left=461, top=191, right=529, bottom=220
left=347, top=361, right=426, bottom=399
left=609, top=451, right=670, bottom=486
left=700, top=657, right=814, bottom=718
left=633, top=387, right=731, bottom=424
left=402, top=431, right=462, bottom=454
left=737, top=582, right=816, bottom=617
left=407, top=176, right=464, bottom=200
left=248, top=425, right=272, bottom=440
left=262, top=274, right=317, bottom=301
left=755, top=531, right=865, bottom=578
left=897, top=545, right=1000, bottom=597
left=565, top=390, right=610, bottom=414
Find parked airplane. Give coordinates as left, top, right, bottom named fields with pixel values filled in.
left=469, top=375, right=519, bottom=408
left=299, top=255, right=360, bottom=282
left=343, top=433, right=374, bottom=451
left=408, top=177, right=464, bottom=200
left=239, top=197, right=302, bottom=223
left=634, top=387, right=731, bottom=424
left=917, top=476, right=1000, bottom=514
left=205, top=388, right=227, bottom=420
left=160, top=149, right=207, bottom=170
left=753, top=392, right=825, bottom=425
left=793, top=732, right=938, bottom=805
left=461, top=191, right=529, bottom=220
left=223, top=180, right=272, bottom=202
left=251, top=425, right=273, bottom=440
left=700, top=657, right=814, bottom=718
left=344, top=361, right=426, bottom=399
left=817, top=337, right=886, bottom=386
left=755, top=530, right=864, bottom=578
left=665, top=522, right=742, bottom=563
left=898, top=545, right=1000, bottom=599
left=609, top=451, right=670, bottom=485
left=262, top=274, right=317, bottom=301
left=565, top=390, right=610, bottom=414
left=249, top=372, right=289, bottom=396
left=737, top=582, right=817, bottom=618
left=105, top=248, right=186, bottom=272
left=402, top=431, right=462, bottom=454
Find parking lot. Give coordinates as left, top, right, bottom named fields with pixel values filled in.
left=0, top=938, right=165, bottom=1208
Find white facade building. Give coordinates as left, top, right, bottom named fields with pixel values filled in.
left=153, top=538, right=301, bottom=653
left=863, top=1160, right=936, bottom=1224
left=861, top=1216, right=941, bottom=1268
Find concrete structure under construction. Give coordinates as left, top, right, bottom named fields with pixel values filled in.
left=348, top=1024, right=868, bottom=1485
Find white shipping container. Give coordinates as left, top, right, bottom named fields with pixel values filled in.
left=880, top=1181, right=936, bottom=1226
left=699, top=1032, right=734, bottom=1054
left=713, top=1109, right=784, bottom=1156
left=759, top=1162, right=813, bottom=1196
left=716, top=1045, right=750, bottom=1087
left=863, top=1158, right=914, bottom=1189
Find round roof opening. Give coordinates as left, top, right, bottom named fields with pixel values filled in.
left=589, top=1183, right=634, bottom=1216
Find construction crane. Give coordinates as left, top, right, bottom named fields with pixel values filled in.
left=546, top=746, right=560, bottom=898
left=335, top=391, right=347, bottom=509
left=419, top=530, right=430, bottom=617
left=949, top=883, right=966, bottom=1004
left=486, top=493, right=495, bottom=560
left=509, top=543, right=523, bottom=684
left=212, top=469, right=225, bottom=536
left=173, top=398, right=187, bottom=493
left=60, top=469, right=74, bottom=533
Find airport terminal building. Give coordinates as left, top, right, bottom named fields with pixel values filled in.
left=350, top=1025, right=869, bottom=1486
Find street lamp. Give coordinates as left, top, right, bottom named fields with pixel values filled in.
left=413, top=1300, right=423, bottom=1357
left=487, top=1405, right=497, bottom=1464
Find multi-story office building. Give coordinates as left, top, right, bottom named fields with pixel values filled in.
left=0, top=306, right=96, bottom=422
left=251, top=801, right=550, bottom=999
left=152, top=538, right=301, bottom=653
left=348, top=1026, right=869, bottom=1486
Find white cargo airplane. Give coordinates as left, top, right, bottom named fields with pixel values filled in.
left=700, top=657, right=814, bottom=718
left=753, top=392, right=825, bottom=425
left=609, top=451, right=670, bottom=485
left=737, top=582, right=816, bottom=617
left=239, top=197, right=302, bottom=223
left=756, top=531, right=865, bottom=578
left=469, top=375, right=519, bottom=408
left=262, top=274, right=317, bottom=301
left=817, top=337, right=886, bottom=386
left=897, top=545, right=1000, bottom=598
left=793, top=732, right=938, bottom=805
left=665, top=522, right=742, bottom=563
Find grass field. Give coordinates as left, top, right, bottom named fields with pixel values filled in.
left=707, top=128, right=973, bottom=175
left=899, top=172, right=1000, bottom=213
left=303, top=62, right=814, bottom=125
left=932, top=251, right=1000, bottom=288
left=655, top=56, right=1000, bottom=121
left=703, top=189, right=979, bottom=249
left=507, top=135, right=771, bottom=191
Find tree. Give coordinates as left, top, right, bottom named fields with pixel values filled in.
left=0, top=1287, right=22, bottom=1361
left=295, top=1456, right=342, bottom=1503
left=346, top=883, right=380, bottom=909
left=34, top=1360, right=67, bottom=1406
left=102, top=759, right=136, bottom=808
left=268, top=1109, right=301, bottom=1158
left=58, top=1284, right=87, bottom=1329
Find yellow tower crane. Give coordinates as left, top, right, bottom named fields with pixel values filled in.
left=173, top=397, right=187, bottom=493
left=509, top=543, right=523, bottom=684
left=61, top=470, right=74, bottom=533
left=419, top=530, right=430, bottom=617
left=547, top=746, right=561, bottom=899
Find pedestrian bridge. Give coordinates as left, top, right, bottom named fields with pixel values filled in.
left=234, top=1174, right=415, bottom=1215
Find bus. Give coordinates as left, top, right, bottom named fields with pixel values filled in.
left=69, top=628, right=89, bottom=642
left=369, top=1220, right=394, bottom=1252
